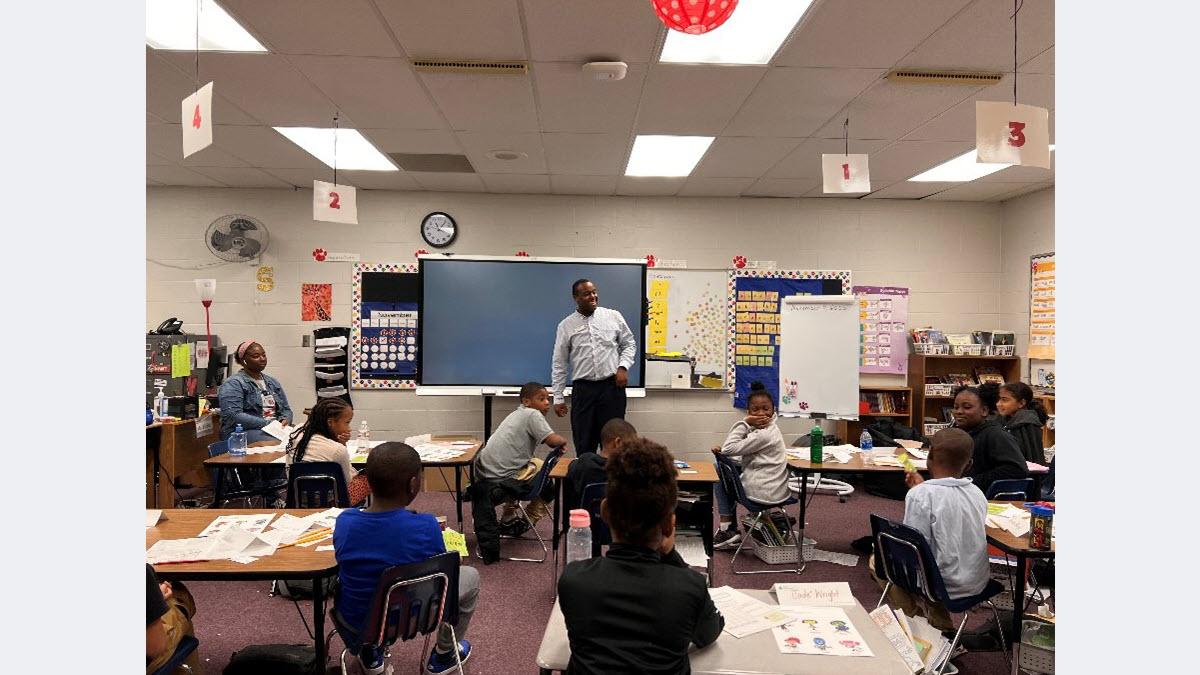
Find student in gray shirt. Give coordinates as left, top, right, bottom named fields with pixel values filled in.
left=471, top=381, right=569, bottom=564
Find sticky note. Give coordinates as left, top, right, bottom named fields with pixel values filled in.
left=171, top=343, right=191, bottom=378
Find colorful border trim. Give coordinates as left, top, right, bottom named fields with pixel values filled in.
left=350, top=262, right=418, bottom=390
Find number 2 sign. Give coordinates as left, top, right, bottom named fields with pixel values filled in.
left=180, top=82, right=214, bottom=158
left=313, top=180, right=359, bottom=224
left=976, top=101, right=1050, bottom=168
left=821, top=153, right=871, bottom=194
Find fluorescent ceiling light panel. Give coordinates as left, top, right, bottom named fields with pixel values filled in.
left=908, top=145, right=1055, bottom=182
left=625, top=135, right=715, bottom=177
left=273, top=128, right=398, bottom=171
left=146, top=0, right=268, bottom=52
left=659, top=0, right=814, bottom=65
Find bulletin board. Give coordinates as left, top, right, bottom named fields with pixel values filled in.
left=853, top=286, right=909, bottom=375
left=728, top=270, right=851, bottom=409
left=1028, top=252, right=1055, bottom=359
left=350, top=262, right=419, bottom=389
left=646, top=268, right=730, bottom=387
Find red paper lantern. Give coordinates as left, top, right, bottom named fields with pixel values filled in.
left=651, top=0, right=738, bottom=35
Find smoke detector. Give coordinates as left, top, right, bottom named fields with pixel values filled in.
left=582, top=61, right=628, bottom=81
left=486, top=149, right=528, bottom=161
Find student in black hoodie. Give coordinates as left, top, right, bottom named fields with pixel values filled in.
left=996, top=381, right=1049, bottom=464
left=558, top=437, right=723, bottom=675
left=950, top=384, right=1028, bottom=494
left=563, top=418, right=637, bottom=510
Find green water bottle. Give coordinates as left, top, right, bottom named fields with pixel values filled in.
left=810, top=423, right=824, bottom=464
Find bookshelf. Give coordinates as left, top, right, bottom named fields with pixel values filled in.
left=1036, top=395, right=1055, bottom=449
left=907, top=355, right=1021, bottom=436
left=837, top=386, right=913, bottom=445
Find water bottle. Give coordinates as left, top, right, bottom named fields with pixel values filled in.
left=357, top=420, right=371, bottom=452
left=229, top=423, right=248, bottom=458
left=859, top=429, right=874, bottom=465
left=566, top=509, right=593, bottom=564
left=809, top=424, right=823, bottom=464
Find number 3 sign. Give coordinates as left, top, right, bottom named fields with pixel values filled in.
left=180, top=82, right=214, bottom=158
left=976, top=101, right=1050, bottom=168
left=313, top=179, right=359, bottom=224
left=821, top=154, right=871, bottom=194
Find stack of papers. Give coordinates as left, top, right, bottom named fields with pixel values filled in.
left=675, top=535, right=709, bottom=568
left=267, top=507, right=343, bottom=544
left=869, top=605, right=927, bottom=673
left=785, top=444, right=855, bottom=463
left=986, top=503, right=1031, bottom=536
left=413, top=443, right=465, bottom=462
left=261, top=420, right=292, bottom=442
left=147, top=525, right=284, bottom=564
left=146, top=509, right=163, bottom=528
left=708, top=586, right=795, bottom=638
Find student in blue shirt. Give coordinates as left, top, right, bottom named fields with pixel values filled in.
left=217, top=340, right=293, bottom=443
left=333, top=443, right=479, bottom=674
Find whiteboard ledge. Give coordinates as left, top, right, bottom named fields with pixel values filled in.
left=779, top=412, right=859, bottom=421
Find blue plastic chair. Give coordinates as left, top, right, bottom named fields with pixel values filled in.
left=870, top=514, right=1009, bottom=674
left=502, top=453, right=561, bottom=563
left=151, top=635, right=198, bottom=675
left=579, top=481, right=610, bottom=558
left=287, top=461, right=350, bottom=508
left=333, top=552, right=464, bottom=675
left=986, top=478, right=1034, bottom=501
left=714, top=454, right=802, bottom=575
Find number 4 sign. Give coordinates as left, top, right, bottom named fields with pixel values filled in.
left=180, top=82, right=213, bottom=158
left=976, top=101, right=1050, bottom=168
left=822, top=154, right=871, bottom=194
left=313, top=180, right=358, bottom=224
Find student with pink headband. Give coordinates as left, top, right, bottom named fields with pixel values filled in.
left=216, top=340, right=293, bottom=443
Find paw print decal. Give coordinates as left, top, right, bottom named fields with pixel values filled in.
left=312, top=248, right=327, bottom=262
left=515, top=250, right=530, bottom=257
left=414, top=248, right=428, bottom=258
left=733, top=255, right=747, bottom=269
left=798, top=401, right=809, bottom=411
left=645, top=254, right=657, bottom=267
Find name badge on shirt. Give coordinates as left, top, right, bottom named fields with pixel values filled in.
left=262, top=393, right=276, bottom=416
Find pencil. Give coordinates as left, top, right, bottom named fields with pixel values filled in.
left=280, top=527, right=333, bottom=548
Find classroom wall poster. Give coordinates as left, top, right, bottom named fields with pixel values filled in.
left=853, top=286, right=909, bottom=375
left=301, top=283, right=332, bottom=321
left=647, top=278, right=669, bottom=352
left=728, top=270, right=851, bottom=409
left=351, top=263, right=419, bottom=389
left=1028, top=252, right=1055, bottom=359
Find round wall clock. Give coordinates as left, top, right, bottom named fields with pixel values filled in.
left=421, top=211, right=457, bottom=248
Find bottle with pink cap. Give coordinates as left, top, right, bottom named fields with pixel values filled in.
left=566, top=508, right=593, bottom=565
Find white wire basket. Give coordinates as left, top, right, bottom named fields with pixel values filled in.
left=750, top=535, right=816, bottom=564
left=913, top=343, right=949, bottom=355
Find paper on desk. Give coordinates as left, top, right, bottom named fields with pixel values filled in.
left=262, top=420, right=291, bottom=442
left=347, top=439, right=386, bottom=452
left=404, top=433, right=433, bottom=446
left=675, top=535, right=709, bottom=568
left=247, top=441, right=286, bottom=455
left=198, top=513, right=277, bottom=538
left=895, top=439, right=925, bottom=451
left=451, top=440, right=475, bottom=446
left=708, top=586, right=794, bottom=639
left=317, top=545, right=335, bottom=552
left=146, top=525, right=283, bottom=564
left=771, top=605, right=874, bottom=657
left=905, top=447, right=929, bottom=460
left=986, top=506, right=1031, bottom=537
left=146, top=509, right=163, bottom=528
left=414, top=443, right=465, bottom=462
left=785, top=444, right=853, bottom=463
left=772, top=582, right=855, bottom=606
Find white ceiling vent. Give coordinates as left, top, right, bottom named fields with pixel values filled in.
left=886, top=70, right=1004, bottom=86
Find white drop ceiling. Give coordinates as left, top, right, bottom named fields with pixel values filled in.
left=146, top=0, right=1054, bottom=201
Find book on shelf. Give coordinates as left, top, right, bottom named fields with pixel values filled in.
left=859, top=391, right=909, bottom=415
left=946, top=373, right=975, bottom=386
left=945, top=333, right=973, bottom=346
left=974, top=366, right=1005, bottom=385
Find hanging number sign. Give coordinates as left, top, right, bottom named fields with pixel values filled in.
left=313, top=179, right=358, bottom=224
left=976, top=101, right=1050, bottom=168
left=181, top=82, right=214, bottom=158
left=822, top=154, right=871, bottom=194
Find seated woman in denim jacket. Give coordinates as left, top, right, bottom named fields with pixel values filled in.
left=218, top=340, right=293, bottom=444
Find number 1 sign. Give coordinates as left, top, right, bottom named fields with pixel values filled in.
left=821, top=154, right=871, bottom=194
left=181, top=82, right=213, bottom=158
left=976, top=101, right=1050, bottom=168
left=313, top=180, right=359, bottom=224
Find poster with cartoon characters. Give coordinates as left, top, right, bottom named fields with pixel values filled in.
left=772, top=606, right=875, bottom=657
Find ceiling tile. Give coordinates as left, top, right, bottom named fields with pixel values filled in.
left=923, top=181, right=1037, bottom=201
left=289, top=55, right=446, bottom=129
left=455, top=131, right=546, bottom=173
left=811, top=78, right=982, bottom=140
left=869, top=140, right=973, bottom=181
left=532, top=62, right=647, bottom=133
left=260, top=167, right=325, bottom=187
left=678, top=177, right=756, bottom=197
left=767, top=138, right=890, bottom=179
left=899, top=0, right=1055, bottom=71
left=724, top=67, right=885, bottom=137
left=210, top=125, right=329, bottom=170
left=336, top=170, right=422, bottom=191
left=1021, top=47, right=1054, bottom=75
left=543, top=133, right=629, bottom=175
left=616, top=177, right=685, bottom=196
left=775, top=0, right=972, bottom=68
left=419, top=72, right=539, bottom=132
left=147, top=151, right=175, bottom=167
left=221, top=0, right=401, bottom=57
left=157, top=52, right=338, bottom=127
left=636, top=65, right=766, bottom=135
left=550, top=175, right=618, bottom=195
left=863, top=181, right=954, bottom=199
left=189, top=167, right=293, bottom=188
left=522, top=0, right=662, bottom=63
left=744, top=178, right=821, bottom=198
left=147, top=123, right=252, bottom=167
left=378, top=0, right=525, bottom=60
left=996, top=182, right=1053, bottom=201
left=693, top=137, right=804, bottom=178
left=146, top=51, right=257, bottom=125
left=479, top=173, right=551, bottom=193
left=147, top=165, right=227, bottom=187
left=903, top=74, right=1053, bottom=142
left=359, top=129, right=461, bottom=154
left=408, top=172, right=487, bottom=192
left=801, top=185, right=866, bottom=198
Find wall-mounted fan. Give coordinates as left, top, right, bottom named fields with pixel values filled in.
left=205, top=214, right=270, bottom=262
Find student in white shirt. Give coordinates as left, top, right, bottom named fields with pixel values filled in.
left=551, top=279, right=637, bottom=455
left=872, top=427, right=989, bottom=631
left=286, top=397, right=371, bottom=504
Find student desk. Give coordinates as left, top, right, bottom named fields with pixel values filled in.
left=148, top=508, right=338, bottom=667
left=147, top=415, right=221, bottom=508
left=986, top=501, right=1055, bottom=645
left=203, top=437, right=481, bottom=528
left=535, top=589, right=910, bottom=674
left=548, top=460, right=718, bottom=589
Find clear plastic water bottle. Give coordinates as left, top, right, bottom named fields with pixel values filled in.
left=357, top=420, right=371, bottom=452
left=859, top=429, right=874, bottom=466
left=566, top=509, right=593, bottom=565
left=229, top=423, right=248, bottom=458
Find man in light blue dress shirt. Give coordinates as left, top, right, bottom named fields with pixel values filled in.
left=552, top=279, right=637, bottom=456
